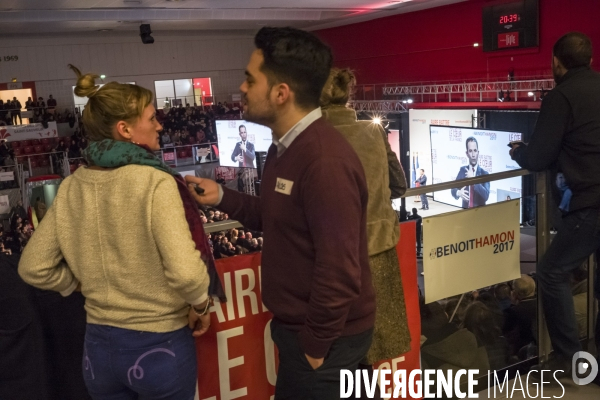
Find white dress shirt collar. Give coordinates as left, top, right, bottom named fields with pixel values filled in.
left=272, top=108, right=322, bottom=157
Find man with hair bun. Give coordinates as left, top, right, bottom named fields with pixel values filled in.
left=510, top=32, right=600, bottom=378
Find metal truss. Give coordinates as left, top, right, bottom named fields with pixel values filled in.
left=382, top=79, right=555, bottom=96
left=348, top=100, right=407, bottom=114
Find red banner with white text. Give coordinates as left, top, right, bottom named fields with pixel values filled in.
left=196, top=221, right=420, bottom=399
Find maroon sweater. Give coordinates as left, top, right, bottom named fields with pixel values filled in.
left=219, top=117, right=376, bottom=358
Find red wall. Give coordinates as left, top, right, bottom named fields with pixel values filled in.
left=315, top=0, right=600, bottom=85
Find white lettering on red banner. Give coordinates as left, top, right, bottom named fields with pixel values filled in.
left=197, top=222, right=422, bottom=399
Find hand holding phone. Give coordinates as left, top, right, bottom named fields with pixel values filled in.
left=507, top=140, right=526, bottom=148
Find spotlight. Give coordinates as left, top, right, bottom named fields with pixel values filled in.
left=373, top=117, right=382, bottom=125
left=473, top=43, right=479, bottom=47
left=100, top=74, right=106, bottom=80
left=139, top=24, right=154, bottom=44
left=527, top=92, right=534, bottom=97
left=407, top=99, right=413, bottom=104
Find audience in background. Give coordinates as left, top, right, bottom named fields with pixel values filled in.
left=503, top=275, right=538, bottom=359
left=463, top=301, right=510, bottom=371
left=157, top=103, right=239, bottom=149
left=197, top=206, right=263, bottom=260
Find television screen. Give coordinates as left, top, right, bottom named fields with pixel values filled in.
left=429, top=125, right=522, bottom=208
left=215, top=120, right=272, bottom=168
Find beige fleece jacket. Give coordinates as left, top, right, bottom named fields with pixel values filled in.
left=18, top=165, right=210, bottom=333
left=322, top=106, right=407, bottom=256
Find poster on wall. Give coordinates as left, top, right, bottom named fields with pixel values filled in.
left=0, top=122, right=58, bottom=142
left=215, top=120, right=272, bottom=168
left=0, top=195, right=10, bottom=214
left=387, top=129, right=401, bottom=163
left=423, top=200, right=521, bottom=303
left=430, top=125, right=522, bottom=208
left=408, top=109, right=476, bottom=187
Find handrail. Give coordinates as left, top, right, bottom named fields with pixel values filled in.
left=203, top=220, right=243, bottom=233
left=402, top=168, right=530, bottom=197
left=159, top=141, right=218, bottom=151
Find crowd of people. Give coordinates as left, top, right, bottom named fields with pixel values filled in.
left=421, top=276, right=537, bottom=374
left=421, top=266, right=592, bottom=376
left=157, top=102, right=240, bottom=149
left=198, top=206, right=264, bottom=259
left=1, top=200, right=32, bottom=255
left=0, top=95, right=68, bottom=126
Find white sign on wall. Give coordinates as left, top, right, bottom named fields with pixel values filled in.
left=388, top=129, right=400, bottom=163
left=0, top=171, right=14, bottom=181
left=0, top=195, right=10, bottom=214
left=0, top=122, right=58, bottom=142
left=423, top=199, right=521, bottom=303
left=408, top=109, right=476, bottom=186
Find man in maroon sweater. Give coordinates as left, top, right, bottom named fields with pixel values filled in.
left=187, top=27, right=375, bottom=399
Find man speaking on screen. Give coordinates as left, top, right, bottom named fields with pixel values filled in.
left=231, top=124, right=256, bottom=167
left=451, top=136, right=490, bottom=208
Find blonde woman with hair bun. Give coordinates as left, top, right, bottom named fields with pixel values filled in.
left=321, top=67, right=411, bottom=389
left=19, top=65, right=224, bottom=399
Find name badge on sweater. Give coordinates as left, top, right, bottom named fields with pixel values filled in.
left=275, top=178, right=294, bottom=195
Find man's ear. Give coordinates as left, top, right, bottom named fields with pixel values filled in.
left=273, top=83, right=291, bottom=106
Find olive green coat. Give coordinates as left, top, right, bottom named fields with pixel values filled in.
left=322, top=105, right=411, bottom=362
left=322, top=105, right=407, bottom=256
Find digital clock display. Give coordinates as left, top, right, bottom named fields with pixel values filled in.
left=499, top=14, right=520, bottom=24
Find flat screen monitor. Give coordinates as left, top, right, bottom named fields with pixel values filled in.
left=215, top=120, right=272, bottom=168
left=429, top=125, right=523, bottom=208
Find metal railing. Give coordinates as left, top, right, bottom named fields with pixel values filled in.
left=403, top=168, right=596, bottom=367
left=204, top=220, right=244, bottom=234
left=351, top=77, right=555, bottom=105
left=204, top=167, right=596, bottom=373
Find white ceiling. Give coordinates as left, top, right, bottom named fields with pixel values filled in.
left=0, top=0, right=467, bottom=35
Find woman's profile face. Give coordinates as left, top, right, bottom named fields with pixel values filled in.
left=129, top=104, right=162, bottom=151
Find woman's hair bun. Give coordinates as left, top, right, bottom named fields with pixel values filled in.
left=320, top=67, right=356, bottom=107
left=69, top=64, right=100, bottom=99
left=332, top=69, right=356, bottom=90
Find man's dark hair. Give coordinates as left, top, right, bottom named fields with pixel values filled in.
left=494, top=283, right=511, bottom=301
left=254, top=27, right=333, bottom=110
left=553, top=32, right=592, bottom=69
left=419, top=168, right=424, bottom=173
left=465, top=136, right=478, bottom=150
left=238, top=124, right=246, bottom=132
left=412, top=207, right=418, bottom=215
